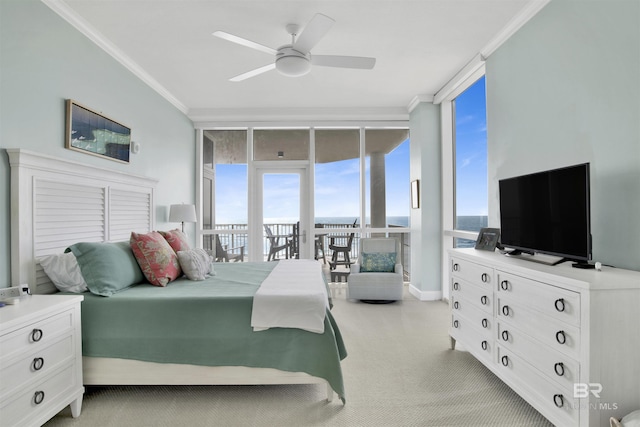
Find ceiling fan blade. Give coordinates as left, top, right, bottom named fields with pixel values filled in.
left=213, top=31, right=278, bottom=56
left=229, top=63, right=276, bottom=82
left=293, top=13, right=335, bottom=54
left=311, top=55, right=376, bottom=69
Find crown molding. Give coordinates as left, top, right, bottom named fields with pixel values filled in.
left=433, top=0, right=551, bottom=104
left=481, top=0, right=552, bottom=58
left=189, top=107, right=410, bottom=125
left=407, top=95, right=435, bottom=113
left=42, top=0, right=189, bottom=115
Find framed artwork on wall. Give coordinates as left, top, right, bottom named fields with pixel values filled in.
left=65, top=99, right=131, bottom=163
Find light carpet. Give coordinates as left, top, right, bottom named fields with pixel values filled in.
left=45, top=287, right=552, bottom=427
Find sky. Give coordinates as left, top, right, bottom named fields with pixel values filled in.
left=213, top=76, right=486, bottom=224
left=454, top=76, right=488, bottom=216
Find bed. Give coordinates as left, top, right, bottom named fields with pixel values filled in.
left=7, top=149, right=347, bottom=403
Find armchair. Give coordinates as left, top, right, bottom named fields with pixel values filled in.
left=347, top=237, right=403, bottom=302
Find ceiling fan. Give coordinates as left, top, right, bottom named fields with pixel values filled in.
left=213, top=13, right=376, bottom=82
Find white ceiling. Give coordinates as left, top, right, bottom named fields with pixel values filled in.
left=48, top=0, right=547, bottom=121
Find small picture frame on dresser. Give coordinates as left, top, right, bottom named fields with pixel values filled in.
left=475, top=228, right=500, bottom=251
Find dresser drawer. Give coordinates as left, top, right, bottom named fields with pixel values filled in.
left=497, top=321, right=579, bottom=394
left=496, top=346, right=579, bottom=427
left=0, top=334, right=74, bottom=398
left=451, top=293, right=494, bottom=333
left=497, top=271, right=580, bottom=327
left=497, top=297, right=580, bottom=360
left=0, top=309, right=74, bottom=364
left=451, top=278, right=493, bottom=314
left=451, top=257, right=493, bottom=288
left=451, top=313, right=493, bottom=364
left=0, top=363, right=76, bottom=427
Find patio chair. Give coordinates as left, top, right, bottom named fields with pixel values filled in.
left=264, top=225, right=290, bottom=261
left=214, top=235, right=245, bottom=262
left=328, top=219, right=357, bottom=270
left=347, top=237, right=403, bottom=302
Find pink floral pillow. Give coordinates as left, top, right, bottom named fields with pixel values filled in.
left=158, top=229, right=190, bottom=253
left=130, top=231, right=181, bottom=287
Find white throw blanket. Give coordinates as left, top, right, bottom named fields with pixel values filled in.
left=251, top=259, right=329, bottom=334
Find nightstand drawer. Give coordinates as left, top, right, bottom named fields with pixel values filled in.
left=0, top=334, right=74, bottom=398
left=0, top=363, right=76, bottom=427
left=0, top=309, right=74, bottom=364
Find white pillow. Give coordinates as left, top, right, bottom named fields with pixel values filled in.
left=39, top=252, right=88, bottom=293
left=177, top=248, right=214, bottom=281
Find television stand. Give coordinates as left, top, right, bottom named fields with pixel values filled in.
left=572, top=260, right=595, bottom=269
left=504, top=250, right=564, bottom=266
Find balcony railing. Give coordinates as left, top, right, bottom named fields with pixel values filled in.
left=204, top=222, right=411, bottom=281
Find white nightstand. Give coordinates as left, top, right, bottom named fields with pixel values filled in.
left=0, top=295, right=84, bottom=426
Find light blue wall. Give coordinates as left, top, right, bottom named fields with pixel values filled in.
left=486, top=0, right=640, bottom=270
left=0, top=0, right=195, bottom=287
left=409, top=102, right=442, bottom=297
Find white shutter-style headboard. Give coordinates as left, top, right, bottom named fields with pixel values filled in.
left=7, top=149, right=158, bottom=293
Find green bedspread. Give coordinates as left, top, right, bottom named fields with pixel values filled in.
left=79, top=262, right=347, bottom=402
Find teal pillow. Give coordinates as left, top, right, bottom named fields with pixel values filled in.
left=360, top=252, right=397, bottom=273
left=66, top=241, right=144, bottom=296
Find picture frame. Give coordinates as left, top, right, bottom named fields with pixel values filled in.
left=475, top=227, right=501, bottom=251
left=65, top=99, right=131, bottom=163
left=411, top=179, right=420, bottom=209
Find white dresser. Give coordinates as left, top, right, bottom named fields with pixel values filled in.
left=0, top=295, right=84, bottom=427
left=448, top=248, right=640, bottom=427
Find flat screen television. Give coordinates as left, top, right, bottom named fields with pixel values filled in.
left=498, top=163, right=592, bottom=266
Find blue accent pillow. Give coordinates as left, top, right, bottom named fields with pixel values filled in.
left=360, top=252, right=397, bottom=273
left=66, top=241, right=144, bottom=296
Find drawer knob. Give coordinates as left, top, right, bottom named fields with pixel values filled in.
left=453, top=282, right=460, bottom=291
left=502, top=305, right=511, bottom=316
left=481, top=295, right=488, bottom=305
left=500, top=280, right=509, bottom=291
left=481, top=340, right=488, bottom=351
left=452, top=263, right=459, bottom=272
left=555, top=298, right=566, bottom=312
left=501, top=330, right=510, bottom=341
left=556, top=330, right=567, bottom=345
left=453, top=319, right=459, bottom=328
left=553, top=394, right=564, bottom=408
left=482, top=318, right=488, bottom=329
left=554, top=362, right=565, bottom=377
left=501, top=355, right=509, bottom=366
left=34, top=390, right=45, bottom=405
left=481, top=273, right=489, bottom=283
left=31, top=328, right=43, bottom=342
left=453, top=301, right=460, bottom=310
left=32, top=357, right=45, bottom=371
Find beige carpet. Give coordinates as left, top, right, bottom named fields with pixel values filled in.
left=46, top=287, right=552, bottom=427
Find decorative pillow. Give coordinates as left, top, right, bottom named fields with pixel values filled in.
left=360, top=252, right=397, bottom=273
left=177, top=248, right=215, bottom=281
left=158, top=229, right=190, bottom=253
left=66, top=241, right=145, bottom=296
left=39, top=252, right=88, bottom=293
left=130, top=231, right=182, bottom=287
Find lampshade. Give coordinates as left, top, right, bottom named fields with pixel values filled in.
left=169, top=204, right=197, bottom=223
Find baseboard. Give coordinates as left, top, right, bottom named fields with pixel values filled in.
left=408, top=284, right=443, bottom=301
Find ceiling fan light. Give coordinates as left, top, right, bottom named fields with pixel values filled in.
left=276, top=55, right=311, bottom=77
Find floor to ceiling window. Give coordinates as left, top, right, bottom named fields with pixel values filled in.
left=199, top=126, right=411, bottom=277
left=453, top=76, right=488, bottom=247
